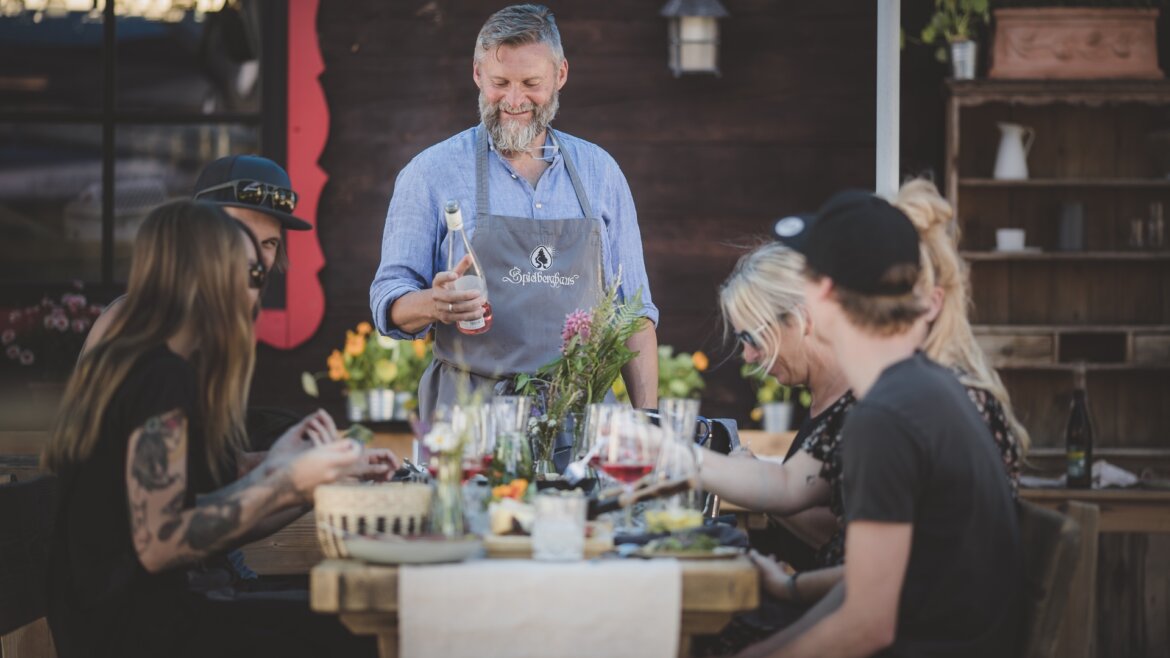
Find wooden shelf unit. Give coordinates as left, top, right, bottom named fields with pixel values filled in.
left=946, top=80, right=1170, bottom=451
left=961, top=250, right=1170, bottom=261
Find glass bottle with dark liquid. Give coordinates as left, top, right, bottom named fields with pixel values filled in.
left=1065, top=363, right=1094, bottom=489
left=444, top=200, right=492, bottom=335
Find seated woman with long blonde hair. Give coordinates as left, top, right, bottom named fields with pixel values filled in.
left=44, top=201, right=373, bottom=658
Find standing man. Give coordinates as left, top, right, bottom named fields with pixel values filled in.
left=82, top=154, right=310, bottom=352
left=745, top=191, right=1022, bottom=657
left=370, top=4, right=659, bottom=420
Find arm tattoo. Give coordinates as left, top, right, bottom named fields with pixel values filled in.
left=130, top=413, right=183, bottom=491
left=183, top=500, right=243, bottom=550
left=157, top=489, right=186, bottom=542
left=131, top=499, right=151, bottom=553
left=806, top=474, right=819, bottom=486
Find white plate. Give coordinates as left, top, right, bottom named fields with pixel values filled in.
left=344, top=535, right=483, bottom=565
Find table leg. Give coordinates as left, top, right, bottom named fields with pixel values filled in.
left=340, top=613, right=399, bottom=658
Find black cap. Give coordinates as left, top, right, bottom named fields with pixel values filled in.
left=192, top=155, right=311, bottom=231
left=773, top=190, right=920, bottom=295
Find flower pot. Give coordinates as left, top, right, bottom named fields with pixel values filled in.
left=762, top=402, right=793, bottom=433
left=950, top=40, right=977, bottom=80
left=392, top=391, right=414, bottom=420
left=345, top=391, right=367, bottom=423
left=990, top=8, right=1162, bottom=80
left=366, top=388, right=395, bottom=422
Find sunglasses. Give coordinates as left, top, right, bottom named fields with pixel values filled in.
left=734, top=321, right=773, bottom=351
left=196, top=179, right=298, bottom=214
left=247, top=260, right=267, bottom=290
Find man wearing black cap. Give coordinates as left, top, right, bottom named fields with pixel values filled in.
left=82, top=154, right=311, bottom=352
left=744, top=191, right=1022, bottom=657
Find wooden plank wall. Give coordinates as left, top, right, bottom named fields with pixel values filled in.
left=245, top=0, right=945, bottom=427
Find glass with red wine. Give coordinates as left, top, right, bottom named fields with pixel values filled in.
left=596, top=409, right=663, bottom=533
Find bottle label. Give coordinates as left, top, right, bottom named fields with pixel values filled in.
left=460, top=318, right=486, bottom=331
left=1067, top=451, right=1087, bottom=479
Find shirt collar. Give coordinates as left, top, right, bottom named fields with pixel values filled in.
left=481, top=124, right=562, bottom=167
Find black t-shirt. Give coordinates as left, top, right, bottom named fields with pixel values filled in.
left=842, top=353, right=1022, bottom=658
left=48, top=346, right=217, bottom=658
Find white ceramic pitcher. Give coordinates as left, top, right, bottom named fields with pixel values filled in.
left=994, top=123, right=1035, bottom=180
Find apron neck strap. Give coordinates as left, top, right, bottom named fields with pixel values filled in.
left=475, top=126, right=595, bottom=220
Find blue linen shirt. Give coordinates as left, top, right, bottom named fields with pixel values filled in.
left=370, top=124, right=658, bottom=339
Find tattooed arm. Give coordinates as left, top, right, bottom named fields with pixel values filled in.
left=125, top=408, right=361, bottom=574
left=697, top=450, right=831, bottom=515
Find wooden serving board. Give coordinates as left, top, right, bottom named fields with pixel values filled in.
left=482, top=533, right=613, bottom=559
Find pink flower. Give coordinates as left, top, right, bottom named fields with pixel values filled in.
left=1, top=329, right=13, bottom=345
left=19, top=349, right=34, bottom=365
left=6, top=345, right=19, bottom=360
left=62, top=293, right=86, bottom=312
left=562, top=309, right=592, bottom=346
left=53, top=315, right=69, bottom=332
left=72, top=318, right=90, bottom=333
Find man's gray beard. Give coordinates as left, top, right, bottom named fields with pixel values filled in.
left=479, top=90, right=559, bottom=155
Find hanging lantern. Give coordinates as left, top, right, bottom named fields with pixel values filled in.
left=660, top=0, right=729, bottom=77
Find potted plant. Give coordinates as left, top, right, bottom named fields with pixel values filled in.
left=741, top=363, right=811, bottom=433
left=919, top=0, right=992, bottom=80
left=989, top=0, right=1165, bottom=79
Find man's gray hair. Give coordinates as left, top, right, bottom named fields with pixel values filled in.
left=474, top=4, right=564, bottom=65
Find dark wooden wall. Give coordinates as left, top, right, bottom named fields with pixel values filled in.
left=251, top=0, right=948, bottom=423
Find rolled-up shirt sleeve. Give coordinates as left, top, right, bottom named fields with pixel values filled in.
left=369, top=161, right=443, bottom=340
left=602, top=157, right=659, bottom=327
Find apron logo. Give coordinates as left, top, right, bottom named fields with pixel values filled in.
left=503, top=267, right=580, bottom=288
left=530, top=245, right=554, bottom=270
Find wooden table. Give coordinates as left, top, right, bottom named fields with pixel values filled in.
left=1020, top=487, right=1170, bottom=533
left=310, top=557, right=759, bottom=658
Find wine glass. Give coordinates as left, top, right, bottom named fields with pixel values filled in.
left=596, top=409, right=662, bottom=533
left=565, top=403, right=624, bottom=484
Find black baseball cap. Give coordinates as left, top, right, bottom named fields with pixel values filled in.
left=773, top=189, right=921, bottom=295
left=192, top=155, right=312, bottom=231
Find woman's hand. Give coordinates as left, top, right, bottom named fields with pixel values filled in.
left=748, top=549, right=796, bottom=601
left=267, top=409, right=341, bottom=463
left=345, top=447, right=402, bottom=482
left=286, top=439, right=364, bottom=502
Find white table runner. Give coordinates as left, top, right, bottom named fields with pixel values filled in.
left=399, top=559, right=682, bottom=658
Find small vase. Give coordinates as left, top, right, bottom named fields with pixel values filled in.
left=366, top=388, right=395, bottom=422
left=345, top=390, right=367, bottom=423
left=430, top=455, right=465, bottom=538
left=531, top=429, right=557, bottom=481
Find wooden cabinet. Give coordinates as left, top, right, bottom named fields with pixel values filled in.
left=945, top=80, right=1170, bottom=457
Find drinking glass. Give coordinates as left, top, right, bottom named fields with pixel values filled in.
left=571, top=403, right=625, bottom=471
left=597, top=409, right=663, bottom=533
left=490, top=396, right=533, bottom=483
left=532, top=491, right=587, bottom=561
left=657, top=398, right=703, bottom=510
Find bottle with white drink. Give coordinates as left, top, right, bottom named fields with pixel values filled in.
left=444, top=200, right=492, bottom=335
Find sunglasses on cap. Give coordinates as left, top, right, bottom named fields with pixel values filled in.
left=196, top=179, right=298, bottom=214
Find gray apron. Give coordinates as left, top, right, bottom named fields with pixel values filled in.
left=419, top=128, right=604, bottom=422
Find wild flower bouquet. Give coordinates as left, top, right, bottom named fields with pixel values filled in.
left=302, top=321, right=432, bottom=398
left=515, top=276, right=646, bottom=461
left=2, top=286, right=104, bottom=376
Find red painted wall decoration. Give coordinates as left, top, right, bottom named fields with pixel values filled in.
left=256, top=0, right=328, bottom=349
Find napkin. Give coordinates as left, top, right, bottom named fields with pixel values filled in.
left=1019, top=459, right=1140, bottom=489
left=399, top=559, right=681, bottom=658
